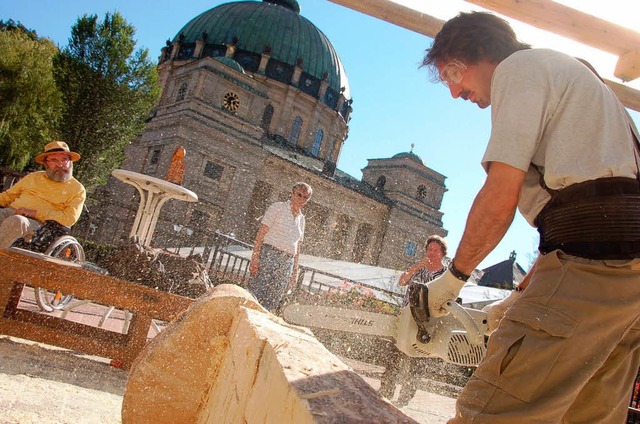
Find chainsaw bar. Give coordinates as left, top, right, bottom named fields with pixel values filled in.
left=283, top=302, right=488, bottom=367
left=283, top=304, right=397, bottom=338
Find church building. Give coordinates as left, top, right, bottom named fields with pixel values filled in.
left=92, top=0, right=448, bottom=270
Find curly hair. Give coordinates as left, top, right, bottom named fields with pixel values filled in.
left=425, top=235, right=447, bottom=256
left=421, top=12, right=530, bottom=82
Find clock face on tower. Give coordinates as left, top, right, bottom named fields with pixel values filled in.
left=222, top=92, right=240, bottom=111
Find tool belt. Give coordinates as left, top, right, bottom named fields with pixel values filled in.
left=535, top=177, right=640, bottom=259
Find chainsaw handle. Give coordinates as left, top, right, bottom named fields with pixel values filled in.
left=443, top=300, right=484, bottom=345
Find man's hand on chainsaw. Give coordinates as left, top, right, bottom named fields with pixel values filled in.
left=482, top=289, right=521, bottom=334
left=426, top=269, right=467, bottom=317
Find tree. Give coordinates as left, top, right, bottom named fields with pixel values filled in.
left=0, top=20, right=62, bottom=170
left=54, top=12, right=160, bottom=190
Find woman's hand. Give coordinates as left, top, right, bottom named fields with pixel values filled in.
left=398, top=272, right=411, bottom=286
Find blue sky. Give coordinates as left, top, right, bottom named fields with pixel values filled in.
left=4, top=0, right=639, bottom=270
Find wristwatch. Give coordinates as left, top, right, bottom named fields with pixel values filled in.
left=449, top=260, right=470, bottom=282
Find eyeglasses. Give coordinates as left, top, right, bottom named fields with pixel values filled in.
left=439, top=59, right=467, bottom=87
left=46, top=157, right=71, bottom=165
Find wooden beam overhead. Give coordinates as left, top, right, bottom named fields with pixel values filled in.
left=326, top=0, right=640, bottom=112
left=614, top=49, right=640, bottom=83
left=327, top=0, right=444, bottom=38
left=466, top=0, right=640, bottom=84
left=466, top=0, right=640, bottom=58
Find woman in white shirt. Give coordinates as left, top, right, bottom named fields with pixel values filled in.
left=248, top=182, right=312, bottom=312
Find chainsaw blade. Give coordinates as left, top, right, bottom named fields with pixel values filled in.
left=283, top=303, right=397, bottom=338
left=283, top=301, right=488, bottom=367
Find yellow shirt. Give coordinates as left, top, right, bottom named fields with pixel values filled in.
left=0, top=171, right=86, bottom=227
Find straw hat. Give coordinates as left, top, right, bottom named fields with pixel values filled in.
left=35, top=141, right=81, bottom=164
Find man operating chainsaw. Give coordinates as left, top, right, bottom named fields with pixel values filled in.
left=419, top=11, right=640, bottom=423
left=379, top=235, right=447, bottom=407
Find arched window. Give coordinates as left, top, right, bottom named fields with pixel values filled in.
left=176, top=82, right=188, bottom=101
left=375, top=176, right=387, bottom=192
left=261, top=104, right=274, bottom=131
left=311, top=129, right=323, bottom=156
left=288, top=116, right=303, bottom=145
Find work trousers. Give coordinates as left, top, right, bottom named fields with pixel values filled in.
left=452, top=250, right=640, bottom=423
left=0, top=208, right=40, bottom=248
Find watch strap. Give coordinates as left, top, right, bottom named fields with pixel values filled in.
left=449, top=261, right=470, bottom=282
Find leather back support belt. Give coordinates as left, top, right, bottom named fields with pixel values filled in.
left=535, top=177, right=640, bottom=259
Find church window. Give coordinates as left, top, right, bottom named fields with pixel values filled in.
left=178, top=46, right=194, bottom=59
left=289, top=116, right=303, bottom=145
left=311, top=129, right=323, bottom=156
left=405, top=241, right=417, bottom=257
left=375, top=176, right=386, bottom=192
left=145, top=148, right=162, bottom=174
left=150, top=149, right=161, bottom=165
left=204, top=161, right=224, bottom=181
left=261, top=104, right=274, bottom=131
left=176, top=82, right=188, bottom=101
left=417, top=184, right=428, bottom=199
left=353, top=223, right=373, bottom=263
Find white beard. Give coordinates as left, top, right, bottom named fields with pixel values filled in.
left=46, top=164, right=73, bottom=182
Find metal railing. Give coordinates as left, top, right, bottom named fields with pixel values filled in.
left=168, top=231, right=403, bottom=306
left=171, top=231, right=253, bottom=286
left=294, top=265, right=403, bottom=307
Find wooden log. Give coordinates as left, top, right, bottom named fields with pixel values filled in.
left=122, top=284, right=416, bottom=423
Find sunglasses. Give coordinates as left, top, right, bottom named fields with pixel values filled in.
left=439, top=59, right=467, bottom=87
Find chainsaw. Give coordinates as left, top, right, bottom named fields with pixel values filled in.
left=282, top=287, right=489, bottom=367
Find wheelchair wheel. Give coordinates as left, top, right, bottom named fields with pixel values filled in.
left=35, top=235, right=85, bottom=312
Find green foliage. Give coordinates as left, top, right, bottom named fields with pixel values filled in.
left=0, top=22, right=62, bottom=170
left=54, top=12, right=161, bottom=190
left=0, top=19, right=38, bottom=40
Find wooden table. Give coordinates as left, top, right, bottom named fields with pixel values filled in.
left=0, top=248, right=193, bottom=369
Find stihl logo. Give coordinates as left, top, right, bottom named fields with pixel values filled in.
left=350, top=318, right=374, bottom=326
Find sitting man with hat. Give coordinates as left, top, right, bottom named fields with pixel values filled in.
left=0, top=141, right=86, bottom=248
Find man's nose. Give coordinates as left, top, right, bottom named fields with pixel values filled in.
left=449, top=84, right=463, bottom=99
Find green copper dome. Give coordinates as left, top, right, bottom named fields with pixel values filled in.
left=392, top=151, right=424, bottom=165
left=172, top=0, right=350, bottom=100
